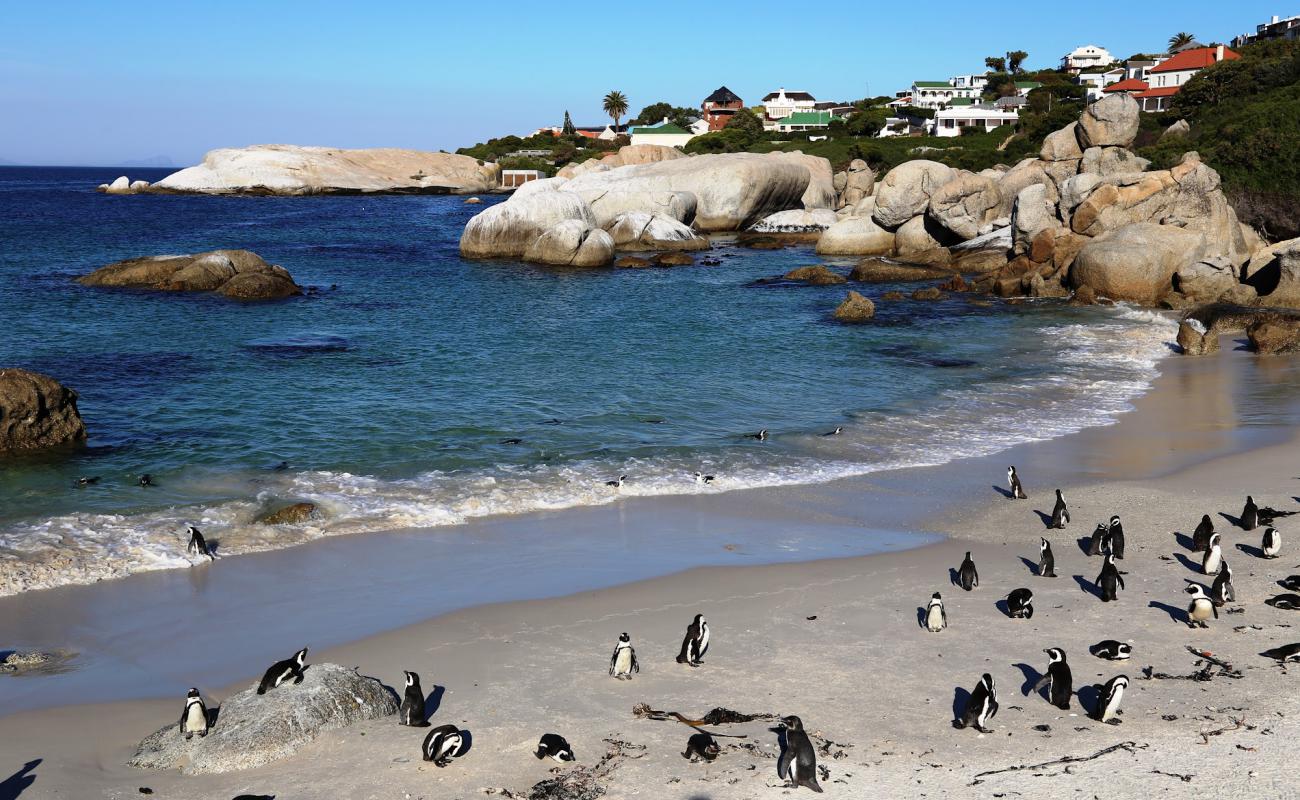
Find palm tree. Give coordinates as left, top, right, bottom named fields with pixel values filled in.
left=1007, top=50, right=1029, bottom=75
left=1168, top=32, right=1196, bottom=51
left=985, top=56, right=1006, bottom=73
left=602, top=91, right=629, bottom=134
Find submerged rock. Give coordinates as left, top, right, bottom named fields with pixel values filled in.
left=849, top=260, right=954, bottom=283
left=78, top=250, right=301, bottom=300
left=256, top=502, right=318, bottom=525
left=784, top=265, right=846, bottom=285
left=1176, top=319, right=1219, bottom=355
left=1248, top=317, right=1300, bottom=354
left=0, top=369, right=87, bottom=453
left=833, top=291, right=876, bottom=322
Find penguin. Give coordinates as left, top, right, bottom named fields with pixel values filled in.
left=1185, top=584, right=1217, bottom=628
left=421, top=724, right=465, bottom=767
left=271, top=460, right=290, bottom=471
left=925, top=592, right=947, bottom=632
left=1211, top=560, right=1235, bottom=607
left=1260, top=643, right=1300, bottom=663
left=1006, top=588, right=1034, bottom=618
left=1034, top=648, right=1073, bottom=709
left=776, top=715, right=823, bottom=793
left=535, top=733, right=575, bottom=762
left=682, top=731, right=721, bottom=762
left=608, top=632, right=640, bottom=679
left=500, top=438, right=523, bottom=445
left=1007, top=466, right=1027, bottom=500
left=139, top=473, right=154, bottom=487
left=76, top=476, right=100, bottom=486
left=604, top=475, right=626, bottom=489
left=399, top=670, right=429, bottom=727
left=179, top=688, right=209, bottom=739
left=1240, top=497, right=1293, bottom=530
left=186, top=526, right=213, bottom=560
left=957, top=551, right=979, bottom=591
left=1262, top=526, right=1282, bottom=559
left=1096, top=553, right=1125, bottom=602
left=693, top=471, right=715, bottom=486
left=675, top=614, right=710, bottom=667
left=1092, top=675, right=1129, bottom=724
left=748, top=429, right=769, bottom=441
left=1265, top=593, right=1300, bottom=610
left=1192, top=514, right=1215, bottom=551
left=1049, top=489, right=1070, bottom=529
left=954, top=673, right=998, bottom=733
left=1087, top=523, right=1108, bottom=557
left=1107, top=515, right=1125, bottom=559
left=822, top=427, right=843, bottom=437
left=256, top=648, right=307, bottom=695
left=1038, top=537, right=1056, bottom=577
left=1202, top=532, right=1223, bottom=575
left=1089, top=640, right=1133, bottom=660
left=1280, top=575, right=1300, bottom=592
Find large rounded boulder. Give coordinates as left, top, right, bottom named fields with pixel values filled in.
left=815, top=216, right=895, bottom=256
left=1077, top=94, right=1140, bottom=149
left=928, top=173, right=1001, bottom=241
left=524, top=220, right=615, bottom=267
left=78, top=250, right=301, bottom=300
left=460, top=186, right=597, bottom=258
left=872, top=160, right=957, bottom=229
left=0, top=369, right=87, bottom=453
left=1071, top=223, right=1207, bottom=304
left=606, top=212, right=708, bottom=251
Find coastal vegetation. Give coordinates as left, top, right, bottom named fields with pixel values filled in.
left=602, top=90, right=629, bottom=132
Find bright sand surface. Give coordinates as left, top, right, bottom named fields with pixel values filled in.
left=2, top=335, right=1300, bottom=799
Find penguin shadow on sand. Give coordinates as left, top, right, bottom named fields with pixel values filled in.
left=994, top=598, right=1016, bottom=617
left=1076, top=684, right=1103, bottom=719
left=1014, top=663, right=1045, bottom=699
left=991, top=484, right=1015, bottom=499
left=1236, top=541, right=1267, bottom=559
left=1172, top=530, right=1196, bottom=551
left=1074, top=535, right=1094, bottom=556
left=1148, top=599, right=1188, bottom=625
left=1172, top=553, right=1203, bottom=572
left=1073, top=574, right=1103, bottom=600
left=1018, top=557, right=1041, bottom=575
left=915, top=606, right=928, bottom=629
left=951, top=686, right=971, bottom=722
left=1219, top=511, right=1244, bottom=530
left=769, top=724, right=791, bottom=780
left=1033, top=510, right=1055, bottom=529
left=423, top=685, right=446, bottom=721
left=948, top=568, right=961, bottom=588
left=0, top=758, right=40, bottom=800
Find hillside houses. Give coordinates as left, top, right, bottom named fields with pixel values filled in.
left=1102, top=45, right=1240, bottom=111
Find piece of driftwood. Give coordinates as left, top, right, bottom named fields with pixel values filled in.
left=1151, top=769, right=1194, bottom=782
left=969, top=741, right=1145, bottom=784
left=1198, top=716, right=1248, bottom=745
left=632, top=704, right=764, bottom=738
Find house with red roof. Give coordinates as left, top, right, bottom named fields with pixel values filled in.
left=1103, top=45, right=1239, bottom=112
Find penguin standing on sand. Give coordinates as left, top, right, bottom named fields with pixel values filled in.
left=1185, top=584, right=1218, bottom=628
left=609, top=632, right=640, bottom=679
left=1038, top=538, right=1056, bottom=577
left=1240, top=496, right=1294, bottom=530
left=535, top=733, right=575, bottom=762
left=954, top=673, right=998, bottom=733
left=1262, top=526, right=1282, bottom=559
left=1096, top=554, right=1125, bottom=602
left=256, top=648, right=308, bottom=695
left=1049, top=489, right=1070, bottom=529
left=925, top=592, right=947, bottom=632
left=179, top=688, right=209, bottom=739
left=1093, top=675, right=1129, bottom=724
left=421, top=724, right=465, bottom=767
left=1087, top=523, right=1108, bottom=557
left=1007, top=588, right=1034, bottom=618
left=186, top=526, right=213, bottom=560
left=957, top=552, right=979, bottom=591
left=1192, top=514, right=1215, bottom=551
left=683, top=731, right=721, bottom=762
left=1034, top=648, right=1073, bottom=709
left=399, top=670, right=429, bottom=727
left=1202, top=533, right=1223, bottom=575
left=1107, top=515, right=1125, bottom=559
left=676, top=614, right=710, bottom=667
left=1007, top=467, right=1027, bottom=500
left=1089, top=640, right=1132, bottom=660
left=1211, top=560, right=1235, bottom=606
left=776, top=715, right=823, bottom=793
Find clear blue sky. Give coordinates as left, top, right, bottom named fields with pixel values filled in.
left=0, top=1, right=1285, bottom=166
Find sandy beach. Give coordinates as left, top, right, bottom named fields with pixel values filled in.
left=3, top=334, right=1300, bottom=799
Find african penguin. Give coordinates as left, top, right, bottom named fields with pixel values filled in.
left=399, top=670, right=429, bottom=727
left=1038, top=537, right=1056, bottom=577
left=1007, top=466, right=1027, bottom=500
left=1261, top=643, right=1300, bottom=663
left=1241, top=495, right=1260, bottom=530
left=776, top=715, right=823, bottom=793
left=1049, top=489, right=1070, bottom=529
left=609, top=632, right=640, bottom=679
left=1262, top=526, right=1282, bottom=559
left=256, top=647, right=308, bottom=695
left=693, top=471, right=715, bottom=486
left=749, top=429, right=768, bottom=441
left=604, top=475, right=626, bottom=489
left=1096, top=554, right=1125, bottom=603
left=421, top=724, right=465, bottom=767
left=535, top=733, right=575, bottom=762
left=682, top=731, right=721, bottom=762
left=500, top=438, right=523, bottom=445
left=77, top=476, right=99, bottom=486
left=925, top=592, right=947, bottom=632
left=186, top=526, right=213, bottom=560
left=139, top=474, right=154, bottom=487
left=1089, top=640, right=1133, bottom=660
left=675, top=614, right=710, bottom=667
left=1093, top=675, right=1129, bottom=724
left=1185, top=584, right=1217, bottom=628
left=179, top=688, right=209, bottom=739
left=1007, top=588, right=1034, bottom=619
left=1265, top=593, right=1300, bottom=610
left=1035, top=648, right=1073, bottom=710
left=1211, top=560, right=1235, bottom=607
left=1107, top=515, right=1125, bottom=559
left=1202, top=533, right=1223, bottom=576
left=954, top=673, right=998, bottom=733
left=957, top=551, right=979, bottom=591
left=822, top=427, right=843, bottom=437
left=1087, top=523, right=1108, bottom=557
left=1281, top=575, right=1300, bottom=592
left=1192, top=514, right=1215, bottom=551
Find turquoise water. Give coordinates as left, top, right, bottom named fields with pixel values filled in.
left=0, top=166, right=1177, bottom=592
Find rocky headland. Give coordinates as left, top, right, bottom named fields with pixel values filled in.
left=78, top=249, right=302, bottom=300
left=0, top=369, right=86, bottom=453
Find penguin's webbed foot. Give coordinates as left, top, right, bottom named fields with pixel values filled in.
left=1106, top=719, right=1122, bottom=725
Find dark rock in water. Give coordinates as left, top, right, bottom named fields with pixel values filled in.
left=1069, top=285, right=1098, bottom=305
left=880, top=291, right=906, bottom=301
left=1, top=648, right=77, bottom=675
left=911, top=287, right=946, bottom=301
left=928, top=358, right=977, bottom=368
left=833, top=291, right=875, bottom=323
left=245, top=334, right=350, bottom=354
left=1248, top=317, right=1300, bottom=354
left=740, top=238, right=788, bottom=250
left=1176, top=319, right=1218, bottom=356
left=614, top=256, right=652, bottom=268
left=849, top=259, right=954, bottom=283
left=257, top=502, right=318, bottom=525
left=78, top=250, right=302, bottom=301
left=652, top=252, right=695, bottom=267
left=784, top=265, right=846, bottom=285
left=129, top=662, right=397, bottom=774
left=0, top=369, right=87, bottom=453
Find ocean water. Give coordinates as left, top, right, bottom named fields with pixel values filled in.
left=0, top=166, right=1178, bottom=594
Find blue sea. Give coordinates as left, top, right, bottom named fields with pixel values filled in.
left=0, top=166, right=1177, bottom=593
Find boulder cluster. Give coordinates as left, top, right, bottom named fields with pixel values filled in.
left=97, top=175, right=152, bottom=194
left=78, top=249, right=302, bottom=300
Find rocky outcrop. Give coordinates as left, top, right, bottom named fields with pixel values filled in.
left=1243, top=238, right=1300, bottom=307
left=837, top=159, right=876, bottom=209
left=153, top=146, right=498, bottom=195
left=833, top=291, right=875, bottom=322
left=524, top=220, right=615, bottom=267
left=1077, top=94, right=1140, bottom=149
left=1247, top=317, right=1300, bottom=353
left=1011, top=184, right=1058, bottom=254
left=995, top=159, right=1059, bottom=218
left=815, top=216, right=895, bottom=256
left=1174, top=257, right=1250, bottom=303
left=1040, top=123, right=1084, bottom=162
left=606, top=213, right=708, bottom=251
left=849, top=260, right=955, bottom=282
left=129, top=663, right=397, bottom=774
left=0, top=370, right=86, bottom=453
left=784, top=265, right=846, bottom=285
left=460, top=184, right=596, bottom=258
left=1071, top=223, right=1207, bottom=303
left=257, top=502, right=318, bottom=525
left=98, top=176, right=151, bottom=194
left=894, top=215, right=952, bottom=265
left=1163, top=119, right=1191, bottom=140
left=1176, top=319, right=1219, bottom=355
left=556, top=144, right=687, bottom=178
left=749, top=209, right=839, bottom=234
left=1080, top=147, right=1149, bottom=177
left=872, top=160, right=957, bottom=229
left=928, top=173, right=1001, bottom=240
left=78, top=250, right=302, bottom=300
left=573, top=189, right=697, bottom=228
left=781, top=151, right=837, bottom=210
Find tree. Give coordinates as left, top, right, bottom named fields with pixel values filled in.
left=1007, top=50, right=1029, bottom=74
left=985, top=56, right=1006, bottom=73
left=846, top=108, right=887, bottom=137
left=561, top=111, right=575, bottom=136
left=1168, top=32, right=1196, bottom=51
left=724, top=107, right=764, bottom=141
left=602, top=91, right=629, bottom=132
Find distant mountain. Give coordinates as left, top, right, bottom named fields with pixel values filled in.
left=116, top=155, right=175, bottom=168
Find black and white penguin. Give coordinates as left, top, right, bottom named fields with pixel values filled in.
left=500, top=437, right=523, bottom=445
left=1038, top=537, right=1056, bottom=578
left=605, top=475, right=626, bottom=489
left=77, top=476, right=100, bottom=486
left=1261, top=643, right=1300, bottom=663
left=1035, top=648, right=1073, bottom=709
left=1006, top=588, right=1034, bottom=619
left=693, top=471, right=715, bottom=486
left=399, top=670, right=429, bottom=727
left=1089, top=640, right=1133, bottom=660
left=1239, top=496, right=1292, bottom=529
left=139, top=473, right=154, bottom=487
left=1211, top=560, right=1235, bottom=607
left=675, top=614, right=710, bottom=666
left=1107, top=515, right=1125, bottom=559
left=186, top=526, right=213, bottom=560
left=1202, top=532, right=1223, bottom=575
left=925, top=592, right=947, bottom=632
left=179, top=688, right=209, bottom=739
left=776, top=715, right=823, bottom=793
left=957, top=551, right=979, bottom=591
left=1049, top=489, right=1070, bottom=529
left=1262, top=526, right=1282, bottom=559
left=1087, top=523, right=1108, bottom=557
left=748, top=429, right=769, bottom=441
left=682, top=731, right=721, bottom=762
left=1007, top=466, right=1027, bottom=500
left=1192, top=514, right=1215, bottom=551
left=1185, top=584, right=1217, bottom=628
left=822, top=427, right=843, bottom=437
left=1093, top=675, right=1129, bottom=724
left=256, top=648, right=308, bottom=695
left=1265, top=593, right=1300, bottom=610
left=535, top=733, right=575, bottom=762
left=954, top=673, right=998, bottom=733
left=1280, top=575, right=1300, bottom=592
left=421, top=724, right=466, bottom=767
left=1096, top=554, right=1125, bottom=602
left=609, top=632, right=640, bottom=679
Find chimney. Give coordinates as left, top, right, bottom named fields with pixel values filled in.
left=1215, top=44, right=1225, bottom=62
left=1272, top=15, right=1279, bottom=23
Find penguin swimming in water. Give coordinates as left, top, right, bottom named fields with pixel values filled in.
left=1262, top=526, right=1282, bottom=559
left=399, top=670, right=429, bottom=727
left=1092, top=675, right=1129, bottom=724
left=1089, top=640, right=1132, bottom=660
left=1241, top=496, right=1296, bottom=530
left=1007, top=466, right=1027, bottom=499
left=139, top=474, right=154, bottom=487
left=748, top=429, right=769, bottom=441
left=77, top=476, right=100, bottom=486
left=1192, top=514, right=1215, bottom=551
left=604, top=475, right=626, bottom=489
left=1211, top=560, right=1235, bottom=607
left=1107, top=515, right=1125, bottom=559
left=256, top=648, right=308, bottom=695
left=421, top=724, right=466, bottom=767
left=1006, top=588, right=1034, bottom=618
left=1202, top=532, right=1223, bottom=575
left=1261, top=643, right=1300, bottom=663
left=186, top=526, right=213, bottom=560
left=1185, top=584, right=1217, bottom=628
left=957, top=551, right=979, bottom=591
left=609, top=632, right=640, bottom=679
left=1096, top=553, right=1124, bottom=602
left=535, top=733, right=575, bottom=762
left=179, top=688, right=209, bottom=739
left=954, top=673, right=998, bottom=733
left=1281, top=575, right=1300, bottom=592
left=1038, top=538, right=1056, bottom=577
left=1265, top=593, right=1300, bottom=610
left=776, top=715, right=823, bottom=793
left=822, top=427, right=842, bottom=437
left=1049, top=489, right=1070, bottom=529
left=925, top=592, right=947, bottom=632
left=676, top=614, right=710, bottom=667
left=683, top=731, right=721, bottom=762
left=1034, top=648, right=1073, bottom=710
left=500, top=437, right=523, bottom=445
left=693, top=471, right=715, bottom=486
left=1087, top=523, right=1108, bottom=557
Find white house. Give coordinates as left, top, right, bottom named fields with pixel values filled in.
left=629, top=118, right=696, bottom=148
left=1134, top=45, right=1240, bottom=111
left=1075, top=68, right=1126, bottom=100
left=761, top=88, right=817, bottom=121
left=950, top=74, right=988, bottom=91
left=931, top=105, right=1019, bottom=137
left=909, top=80, right=982, bottom=109
left=1233, top=13, right=1300, bottom=48
left=1061, top=44, right=1114, bottom=74
left=774, top=111, right=833, bottom=132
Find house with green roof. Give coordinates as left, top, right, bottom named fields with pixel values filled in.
left=909, top=78, right=983, bottom=109
left=774, top=110, right=834, bottom=132
left=629, top=118, right=697, bottom=148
